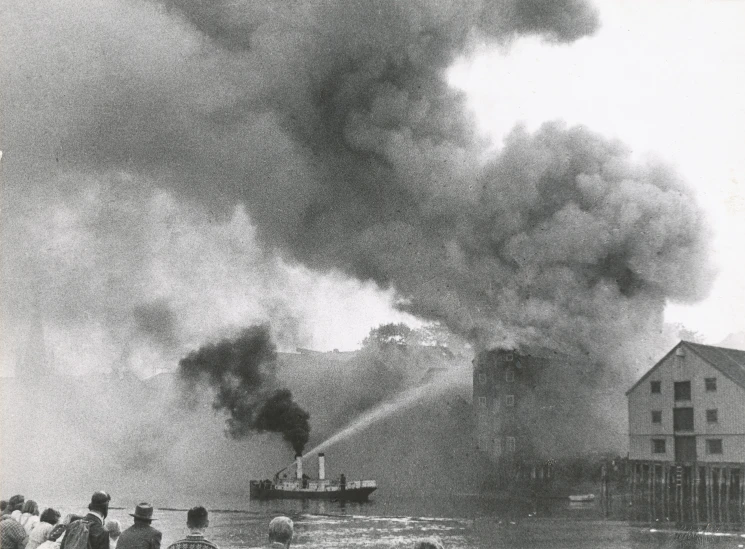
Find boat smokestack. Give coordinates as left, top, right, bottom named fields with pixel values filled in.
left=318, top=453, right=325, bottom=480
left=296, top=454, right=303, bottom=480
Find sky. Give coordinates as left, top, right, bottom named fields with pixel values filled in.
left=1, top=0, right=743, bottom=379
left=449, top=0, right=745, bottom=343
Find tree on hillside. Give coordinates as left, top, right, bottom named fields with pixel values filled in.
left=362, top=323, right=415, bottom=348
left=361, top=322, right=470, bottom=356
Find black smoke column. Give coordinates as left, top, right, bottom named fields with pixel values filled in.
left=255, top=389, right=310, bottom=456
left=178, top=324, right=311, bottom=453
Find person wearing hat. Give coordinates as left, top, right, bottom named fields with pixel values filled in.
left=61, top=491, right=111, bottom=549
left=116, top=504, right=161, bottom=549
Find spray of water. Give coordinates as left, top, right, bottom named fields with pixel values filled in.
left=302, top=366, right=469, bottom=459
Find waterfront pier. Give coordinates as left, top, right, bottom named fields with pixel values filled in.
left=626, top=460, right=744, bottom=524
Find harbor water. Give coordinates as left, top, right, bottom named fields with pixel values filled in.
left=51, top=494, right=744, bottom=549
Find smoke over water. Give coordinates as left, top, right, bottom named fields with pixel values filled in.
left=2, top=0, right=712, bottom=365
left=179, top=325, right=310, bottom=454
left=0, top=0, right=717, bottom=499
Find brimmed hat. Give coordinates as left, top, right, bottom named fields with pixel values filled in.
left=129, top=503, right=156, bottom=521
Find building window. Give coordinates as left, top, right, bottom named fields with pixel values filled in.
left=651, top=411, right=662, bottom=424
left=505, top=394, right=515, bottom=407
left=706, top=409, right=718, bottom=423
left=505, top=369, right=515, bottom=382
left=478, top=373, right=486, bottom=384
left=505, top=352, right=513, bottom=362
left=478, top=397, right=486, bottom=407
left=652, top=439, right=666, bottom=454
left=706, top=439, right=723, bottom=455
left=673, top=407, right=694, bottom=431
left=705, top=377, right=717, bottom=392
left=506, top=436, right=516, bottom=452
left=674, top=381, right=691, bottom=401
left=650, top=381, right=661, bottom=394
left=493, top=439, right=501, bottom=455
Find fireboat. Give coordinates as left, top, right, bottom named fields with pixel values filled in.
left=249, top=453, right=377, bottom=501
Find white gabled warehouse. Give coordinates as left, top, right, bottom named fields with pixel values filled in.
left=626, top=341, right=745, bottom=464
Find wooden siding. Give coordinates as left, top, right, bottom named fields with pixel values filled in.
left=627, top=343, right=745, bottom=463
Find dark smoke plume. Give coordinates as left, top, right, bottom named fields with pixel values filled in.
left=254, top=389, right=310, bottom=455
left=178, top=325, right=310, bottom=454
left=0, top=0, right=715, bottom=470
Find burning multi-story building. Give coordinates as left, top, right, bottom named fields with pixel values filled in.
left=473, top=347, right=610, bottom=467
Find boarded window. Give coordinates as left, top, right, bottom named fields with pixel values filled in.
left=478, top=397, right=486, bottom=407
left=706, top=409, right=718, bottom=423
left=651, top=411, right=662, bottom=424
left=674, top=381, right=691, bottom=401
left=673, top=407, right=694, bottom=431
left=505, top=369, right=515, bottom=382
left=650, top=381, right=661, bottom=394
left=652, top=439, right=666, bottom=454
left=706, top=439, right=723, bottom=454
left=506, top=437, right=516, bottom=452
left=505, top=394, right=515, bottom=407
left=705, top=377, right=717, bottom=392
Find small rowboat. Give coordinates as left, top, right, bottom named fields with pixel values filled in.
left=568, top=494, right=595, bottom=502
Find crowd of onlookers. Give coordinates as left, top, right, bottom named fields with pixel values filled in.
left=0, top=492, right=444, bottom=549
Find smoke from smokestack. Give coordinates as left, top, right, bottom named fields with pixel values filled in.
left=178, top=324, right=311, bottom=454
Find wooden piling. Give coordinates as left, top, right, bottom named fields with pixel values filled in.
left=691, top=466, right=698, bottom=524
left=707, top=466, right=714, bottom=522
left=647, top=464, right=653, bottom=509
left=740, top=466, right=745, bottom=521
left=724, top=466, right=731, bottom=524
left=717, top=467, right=724, bottom=522
left=685, top=466, right=692, bottom=524
left=661, top=463, right=667, bottom=519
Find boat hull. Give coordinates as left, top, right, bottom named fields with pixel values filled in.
left=250, top=485, right=376, bottom=502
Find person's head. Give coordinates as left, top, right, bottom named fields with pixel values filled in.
left=9, top=495, right=25, bottom=512
left=129, top=503, right=155, bottom=525
left=88, top=491, right=111, bottom=518
left=267, top=516, right=293, bottom=547
left=105, top=520, right=122, bottom=540
left=186, top=507, right=209, bottom=530
left=22, top=500, right=39, bottom=516
left=40, top=508, right=61, bottom=525
left=413, top=539, right=444, bottom=549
